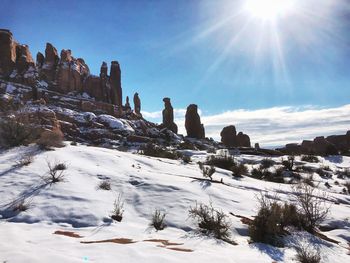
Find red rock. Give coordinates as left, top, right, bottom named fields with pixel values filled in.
left=15, top=44, right=34, bottom=73
left=185, top=104, right=205, bottom=139
left=110, top=61, right=122, bottom=107
left=36, top=52, right=44, bottom=68
left=237, top=132, right=251, bottom=147
left=41, top=43, right=59, bottom=81
left=133, top=92, right=141, bottom=116
left=220, top=125, right=237, bottom=147
left=0, top=29, right=16, bottom=76
left=162, top=97, right=177, bottom=133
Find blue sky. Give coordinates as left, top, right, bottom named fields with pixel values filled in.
left=2, top=0, right=350, bottom=145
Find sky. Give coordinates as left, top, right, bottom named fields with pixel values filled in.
left=2, top=0, right=350, bottom=146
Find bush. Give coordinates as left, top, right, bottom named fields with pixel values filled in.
left=140, top=143, right=180, bottom=160
left=44, top=160, right=67, bottom=184
left=182, top=155, right=192, bottom=164
left=282, top=156, right=295, bottom=171
left=295, top=245, right=321, bottom=263
left=199, top=164, right=216, bottom=181
left=249, top=194, right=303, bottom=246
left=150, top=209, right=166, bottom=230
left=189, top=202, right=231, bottom=241
left=344, top=181, right=350, bottom=194
left=17, top=154, right=34, bottom=166
left=292, top=184, right=330, bottom=233
left=37, top=127, right=64, bottom=150
left=260, top=158, right=274, bottom=169
left=301, top=155, right=319, bottom=163
left=12, top=198, right=31, bottom=212
left=205, top=155, right=235, bottom=170
left=265, top=167, right=285, bottom=183
left=98, top=180, right=111, bottom=190
left=303, top=175, right=314, bottom=187
left=231, top=163, right=248, bottom=178
left=111, top=194, right=124, bottom=222
left=0, top=116, right=37, bottom=148
left=315, top=168, right=332, bottom=179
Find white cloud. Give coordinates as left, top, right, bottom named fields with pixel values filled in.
left=142, top=104, right=350, bottom=147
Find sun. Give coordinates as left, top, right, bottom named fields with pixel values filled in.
left=245, top=0, right=296, bottom=20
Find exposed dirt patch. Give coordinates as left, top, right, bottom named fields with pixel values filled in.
left=54, top=230, right=82, bottom=238
left=143, top=239, right=184, bottom=246
left=81, top=238, right=136, bottom=244
left=165, top=247, right=194, bottom=252
left=230, top=212, right=253, bottom=225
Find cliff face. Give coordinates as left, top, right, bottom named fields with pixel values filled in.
left=0, top=29, right=124, bottom=109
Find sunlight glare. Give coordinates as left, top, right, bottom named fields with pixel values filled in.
left=245, top=0, right=296, bottom=20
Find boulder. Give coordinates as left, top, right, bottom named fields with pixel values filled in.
left=185, top=104, right=205, bottom=139
left=0, top=29, right=16, bottom=76
left=162, top=97, right=178, bottom=133
left=220, top=125, right=237, bottom=147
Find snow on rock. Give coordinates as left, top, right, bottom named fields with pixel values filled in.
left=98, top=114, right=134, bottom=133
left=6, top=84, right=16, bottom=93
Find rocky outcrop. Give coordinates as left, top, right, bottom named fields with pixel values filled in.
left=36, top=52, right=44, bottom=69
left=220, top=125, right=251, bottom=148
left=133, top=92, right=141, bottom=115
left=110, top=61, right=122, bottom=107
left=0, top=29, right=16, bottom=77
left=15, top=44, right=34, bottom=73
left=162, top=97, right=177, bottom=133
left=185, top=104, right=205, bottom=139
left=41, top=43, right=59, bottom=81
left=278, top=131, right=350, bottom=155
left=125, top=96, right=131, bottom=111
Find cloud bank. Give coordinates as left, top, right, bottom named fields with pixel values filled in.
left=142, top=104, right=350, bottom=147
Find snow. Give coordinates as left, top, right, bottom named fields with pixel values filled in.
left=6, top=84, right=16, bottom=94
left=98, top=114, right=135, bottom=133
left=0, top=144, right=349, bottom=263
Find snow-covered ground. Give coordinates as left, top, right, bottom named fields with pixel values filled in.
left=0, top=144, right=349, bottom=262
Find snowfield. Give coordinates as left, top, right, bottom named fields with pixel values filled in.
left=0, top=144, right=349, bottom=263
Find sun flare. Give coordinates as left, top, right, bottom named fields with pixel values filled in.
left=245, top=0, right=296, bottom=20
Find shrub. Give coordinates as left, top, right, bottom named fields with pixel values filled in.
left=150, top=209, right=166, bottom=231
left=336, top=168, right=350, bottom=179
left=0, top=116, right=37, bottom=148
left=295, top=245, right=321, bottom=263
left=344, top=181, right=350, bottom=194
left=178, top=141, right=196, bottom=150
left=260, top=158, right=274, bottom=169
left=98, top=180, right=111, bottom=190
left=200, top=164, right=216, bottom=181
left=189, top=202, right=231, bottom=241
left=292, top=184, right=330, bottom=233
left=17, top=154, right=34, bottom=166
left=301, top=155, right=319, bottom=163
left=265, top=167, right=285, bottom=183
left=205, top=155, right=235, bottom=170
left=303, top=175, right=314, bottom=187
left=44, top=160, right=67, bottom=184
left=182, top=155, right=192, bottom=164
left=316, top=168, right=332, bottom=179
left=37, top=127, right=64, bottom=150
left=282, top=156, right=295, bottom=171
left=12, top=198, right=31, bottom=212
left=140, top=143, right=180, bottom=160
left=231, top=163, right=248, bottom=178
left=249, top=195, right=286, bottom=246
left=111, top=194, right=124, bottom=222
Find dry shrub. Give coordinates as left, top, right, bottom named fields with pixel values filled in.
left=37, top=126, right=64, bottom=150
left=282, top=156, right=295, bottom=171
left=98, top=180, right=111, bottom=190
left=189, top=202, right=231, bottom=242
left=17, top=154, right=34, bottom=166
left=111, top=194, right=124, bottom=222
left=231, top=163, right=248, bottom=178
left=44, top=160, right=67, bottom=184
left=296, top=245, right=321, bottom=263
left=140, top=143, right=180, bottom=160
left=199, top=163, right=216, bottom=181
left=301, top=155, right=319, bottom=163
left=292, top=184, right=330, bottom=233
left=150, top=209, right=166, bottom=231
left=205, top=155, right=235, bottom=170
left=0, top=116, right=38, bottom=148
left=260, top=158, right=275, bottom=169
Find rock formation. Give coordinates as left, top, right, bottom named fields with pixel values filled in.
left=110, top=61, right=122, bottom=108
left=0, top=29, right=16, bottom=77
left=278, top=131, right=350, bottom=155
left=125, top=96, right=131, bottom=111
left=162, top=97, right=178, bottom=133
left=36, top=52, right=44, bottom=69
left=185, top=104, right=205, bottom=139
left=133, top=92, right=141, bottom=115
left=220, top=125, right=251, bottom=148
left=41, top=43, right=59, bottom=81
